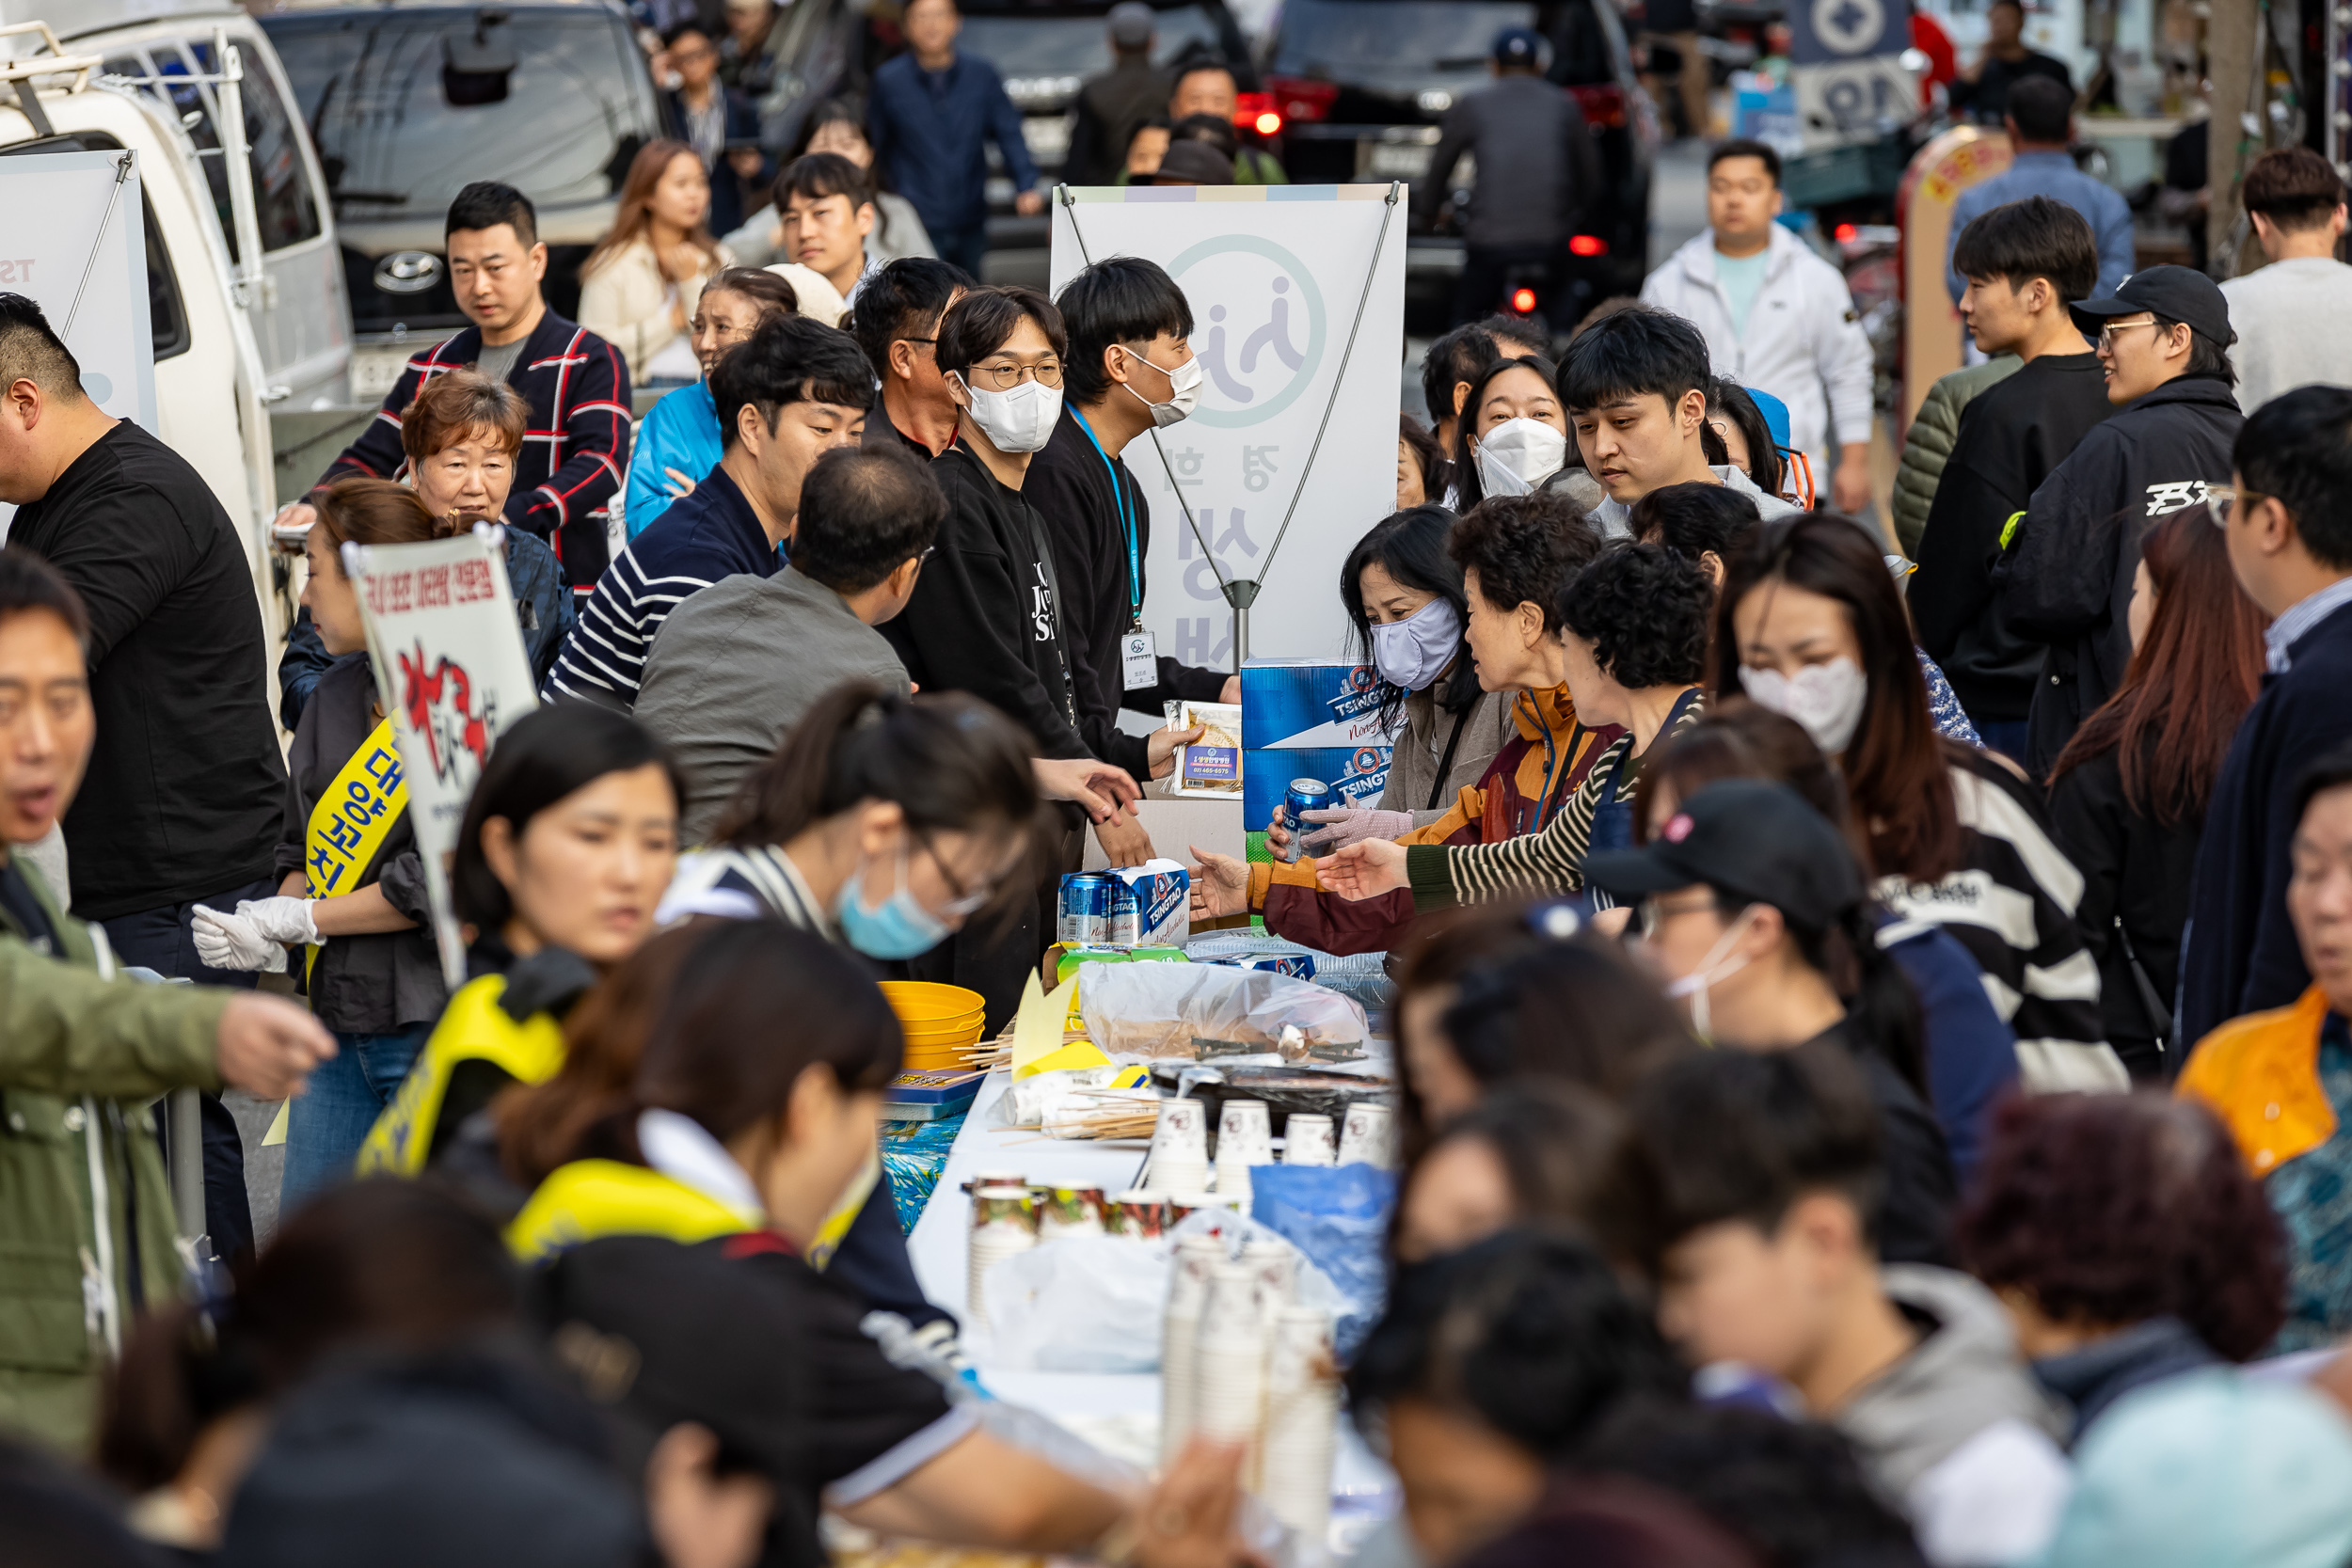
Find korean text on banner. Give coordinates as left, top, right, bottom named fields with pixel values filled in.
left=1048, top=185, right=1406, bottom=666
left=346, top=531, right=541, bottom=988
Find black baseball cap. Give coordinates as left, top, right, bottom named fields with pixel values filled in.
left=1583, top=778, right=1864, bottom=927
left=2070, top=263, right=2233, bottom=345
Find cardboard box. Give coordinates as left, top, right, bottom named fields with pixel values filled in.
left=1239, top=659, right=1398, bottom=861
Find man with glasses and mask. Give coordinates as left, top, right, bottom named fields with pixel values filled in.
left=879, top=286, right=1104, bottom=1024
left=1999, top=265, right=2243, bottom=776
left=2181, top=386, right=2352, bottom=1046
left=1025, top=259, right=1235, bottom=867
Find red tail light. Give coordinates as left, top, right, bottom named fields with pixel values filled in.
left=1568, top=233, right=1608, bottom=257
left=1834, top=222, right=1859, bottom=243
left=1265, top=75, right=1339, bottom=124
left=1566, top=83, right=1627, bottom=128
left=1511, top=287, right=1538, bottom=313
left=1232, top=91, right=1283, bottom=135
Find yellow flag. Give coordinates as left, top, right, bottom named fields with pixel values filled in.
left=1012, top=970, right=1111, bottom=1078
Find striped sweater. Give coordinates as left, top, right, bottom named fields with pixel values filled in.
left=542, top=466, right=778, bottom=709
left=1404, top=689, right=1707, bottom=908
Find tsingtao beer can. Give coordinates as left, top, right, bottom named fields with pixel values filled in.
left=1279, top=779, right=1332, bottom=863
left=1057, top=873, right=1112, bottom=945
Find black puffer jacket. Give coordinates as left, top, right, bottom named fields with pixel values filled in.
left=1997, top=372, right=2242, bottom=774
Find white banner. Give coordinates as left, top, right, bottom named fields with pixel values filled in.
left=0, top=148, right=157, bottom=428
left=1049, top=184, right=1407, bottom=668
left=348, top=531, right=540, bottom=987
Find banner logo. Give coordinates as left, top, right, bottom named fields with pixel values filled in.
left=1166, top=235, right=1327, bottom=428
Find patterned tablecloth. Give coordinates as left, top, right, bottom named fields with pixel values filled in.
left=880, top=1112, right=967, bottom=1232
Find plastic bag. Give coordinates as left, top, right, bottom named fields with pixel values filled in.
left=1079, top=961, right=1369, bottom=1061
left=979, top=1233, right=1170, bottom=1372
left=1248, top=1164, right=1398, bottom=1358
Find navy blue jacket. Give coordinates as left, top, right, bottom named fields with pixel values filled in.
left=2179, top=599, right=2352, bottom=1050
left=867, top=51, right=1040, bottom=235
left=1885, top=916, right=2020, bottom=1186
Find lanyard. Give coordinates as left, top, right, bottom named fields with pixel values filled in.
left=1071, top=408, right=1141, bottom=629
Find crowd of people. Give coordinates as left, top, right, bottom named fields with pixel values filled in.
left=8, top=14, right=2352, bottom=1558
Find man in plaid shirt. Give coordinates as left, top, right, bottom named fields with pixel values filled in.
left=274, top=182, right=631, bottom=720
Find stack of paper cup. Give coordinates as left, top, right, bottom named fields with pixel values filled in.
left=1160, top=1234, right=1228, bottom=1465
left=965, top=1184, right=1037, bottom=1333
left=1193, top=1263, right=1270, bottom=1475
left=1282, top=1113, right=1336, bottom=1165
left=1145, top=1097, right=1210, bottom=1194
left=1337, top=1101, right=1397, bottom=1168
left=1260, top=1307, right=1339, bottom=1548
left=1215, top=1099, right=1273, bottom=1207
left=1240, top=1237, right=1297, bottom=1329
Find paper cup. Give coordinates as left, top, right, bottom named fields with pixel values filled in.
left=1105, top=1189, right=1166, bottom=1240
left=1038, top=1184, right=1105, bottom=1240
left=1282, top=1113, right=1336, bottom=1165
left=1216, top=1099, right=1273, bottom=1163
left=965, top=1184, right=1037, bottom=1332
left=1241, top=1238, right=1297, bottom=1323
left=1145, top=1098, right=1210, bottom=1192
left=1337, top=1101, right=1396, bottom=1168
left=1261, top=1307, right=1338, bottom=1544
left=1168, top=1191, right=1241, bottom=1227
left=1160, top=1235, right=1228, bottom=1463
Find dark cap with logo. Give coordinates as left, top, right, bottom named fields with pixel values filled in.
left=2069, top=263, right=2234, bottom=345
left=1493, top=25, right=1543, bottom=66
left=1583, top=778, right=1865, bottom=928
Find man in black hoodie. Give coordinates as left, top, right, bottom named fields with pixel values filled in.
left=1913, top=197, right=2113, bottom=757
left=2001, top=265, right=2245, bottom=775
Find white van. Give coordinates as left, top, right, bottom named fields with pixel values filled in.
left=0, top=1, right=352, bottom=652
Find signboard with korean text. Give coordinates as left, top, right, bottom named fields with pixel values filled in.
left=1788, top=0, right=1919, bottom=149
left=347, top=531, right=540, bottom=988
left=1050, top=184, right=1407, bottom=669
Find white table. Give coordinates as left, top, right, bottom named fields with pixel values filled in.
left=907, top=1067, right=1401, bottom=1547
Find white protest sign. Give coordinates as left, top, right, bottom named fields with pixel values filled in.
left=0, top=148, right=156, bottom=428
left=348, top=531, right=540, bottom=988
left=1049, top=184, right=1406, bottom=667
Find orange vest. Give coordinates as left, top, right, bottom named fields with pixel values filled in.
left=2177, top=985, right=2337, bottom=1178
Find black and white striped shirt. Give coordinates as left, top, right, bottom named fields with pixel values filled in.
left=543, top=466, right=778, bottom=709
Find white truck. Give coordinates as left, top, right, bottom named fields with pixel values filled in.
left=0, top=0, right=354, bottom=653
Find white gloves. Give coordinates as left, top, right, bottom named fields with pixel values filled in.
left=191, top=897, right=319, bottom=974
left=1298, top=807, right=1416, bottom=853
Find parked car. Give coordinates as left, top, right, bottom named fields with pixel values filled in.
left=1263, top=0, right=1658, bottom=325
left=256, top=0, right=666, bottom=401
left=0, top=0, right=353, bottom=657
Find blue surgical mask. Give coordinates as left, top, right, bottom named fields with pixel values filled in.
left=834, top=847, right=951, bottom=959
left=1369, top=598, right=1463, bottom=691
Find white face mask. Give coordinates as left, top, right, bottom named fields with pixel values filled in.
left=1474, top=418, right=1569, bottom=498
left=1122, top=349, right=1203, bottom=429
left=1369, top=598, right=1463, bottom=691
left=1662, top=906, right=1758, bottom=1041
left=1739, top=657, right=1868, bottom=756
left=954, top=372, right=1062, bottom=453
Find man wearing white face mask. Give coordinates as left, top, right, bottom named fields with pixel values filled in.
left=1026, top=260, right=1239, bottom=864
left=879, top=286, right=1104, bottom=1012
left=1586, top=777, right=1960, bottom=1267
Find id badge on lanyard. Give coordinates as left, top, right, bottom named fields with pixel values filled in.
left=1122, top=626, right=1158, bottom=689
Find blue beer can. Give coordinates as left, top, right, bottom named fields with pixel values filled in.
left=1058, top=873, right=1112, bottom=945
left=1279, top=779, right=1332, bottom=863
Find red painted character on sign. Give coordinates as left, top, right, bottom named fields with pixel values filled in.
left=396, top=641, right=498, bottom=786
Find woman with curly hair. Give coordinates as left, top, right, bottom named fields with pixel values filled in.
left=1953, top=1091, right=2286, bottom=1438
left=1321, top=541, right=1711, bottom=906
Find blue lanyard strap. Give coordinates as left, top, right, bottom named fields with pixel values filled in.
left=1071, top=408, right=1141, bottom=627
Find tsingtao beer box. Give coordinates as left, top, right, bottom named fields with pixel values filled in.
left=1239, top=660, right=1400, bottom=861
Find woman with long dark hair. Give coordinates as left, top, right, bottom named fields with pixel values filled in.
left=357, top=704, right=682, bottom=1184
left=1704, top=378, right=1785, bottom=502
left=1717, top=513, right=2125, bottom=1091
left=579, top=138, right=729, bottom=389
left=2046, top=507, right=2268, bottom=1078
left=1452, top=355, right=1571, bottom=512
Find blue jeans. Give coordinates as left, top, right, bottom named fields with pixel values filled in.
left=280, top=1025, right=430, bottom=1212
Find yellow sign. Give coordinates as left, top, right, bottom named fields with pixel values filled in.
left=301, top=715, right=407, bottom=979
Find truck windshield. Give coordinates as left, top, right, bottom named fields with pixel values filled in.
left=262, top=9, right=657, bottom=221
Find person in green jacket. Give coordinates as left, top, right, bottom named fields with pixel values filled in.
left=0, top=546, right=334, bottom=1455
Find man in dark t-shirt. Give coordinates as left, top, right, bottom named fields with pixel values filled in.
left=0, top=294, right=288, bottom=1257
left=1948, top=0, right=2072, bottom=124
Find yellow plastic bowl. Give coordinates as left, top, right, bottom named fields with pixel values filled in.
left=880, top=980, right=988, bottom=1025
left=900, top=1012, right=984, bottom=1036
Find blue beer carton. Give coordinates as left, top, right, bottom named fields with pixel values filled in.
left=1106, top=860, right=1191, bottom=947
left=1201, top=952, right=1319, bottom=980
left=1240, top=660, right=1399, bottom=863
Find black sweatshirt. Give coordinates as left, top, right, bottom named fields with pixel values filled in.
left=880, top=443, right=1089, bottom=758
left=1911, top=352, right=2113, bottom=729
left=1025, top=410, right=1230, bottom=778
left=8, top=421, right=287, bottom=918
left=2000, top=372, right=2243, bottom=774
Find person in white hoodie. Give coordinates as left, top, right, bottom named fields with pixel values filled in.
left=1641, top=139, right=1877, bottom=515
left=1606, top=1045, right=2073, bottom=1568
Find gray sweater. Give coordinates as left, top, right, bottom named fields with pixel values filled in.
left=636, top=566, right=911, bottom=842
